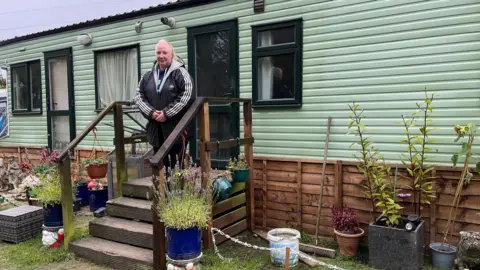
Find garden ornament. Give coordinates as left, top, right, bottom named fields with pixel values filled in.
left=455, top=231, right=480, bottom=270
left=42, top=228, right=64, bottom=248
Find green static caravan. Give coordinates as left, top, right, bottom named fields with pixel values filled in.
left=0, top=0, right=479, bottom=166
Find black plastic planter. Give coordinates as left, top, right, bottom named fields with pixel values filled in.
left=368, top=217, right=424, bottom=270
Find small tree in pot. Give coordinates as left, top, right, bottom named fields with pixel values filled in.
left=331, top=206, right=364, bottom=257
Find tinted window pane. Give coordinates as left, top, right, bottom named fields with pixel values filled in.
left=11, top=66, right=27, bottom=110
left=29, top=61, right=42, bottom=110
left=195, top=31, right=231, bottom=100
left=257, top=54, right=295, bottom=100
left=258, top=26, right=295, bottom=47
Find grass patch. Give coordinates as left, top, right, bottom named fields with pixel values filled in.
left=0, top=210, right=94, bottom=270
left=205, top=231, right=436, bottom=270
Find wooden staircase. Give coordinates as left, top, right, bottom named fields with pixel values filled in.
left=57, top=97, right=254, bottom=270
left=70, top=177, right=155, bottom=269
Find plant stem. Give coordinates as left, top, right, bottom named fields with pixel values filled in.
left=351, top=105, right=377, bottom=221
left=442, top=134, right=473, bottom=247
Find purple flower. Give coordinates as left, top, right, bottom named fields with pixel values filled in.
left=397, top=193, right=411, bottom=198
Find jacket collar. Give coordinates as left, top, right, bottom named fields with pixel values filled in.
left=152, top=59, right=183, bottom=93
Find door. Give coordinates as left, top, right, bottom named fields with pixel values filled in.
left=45, top=48, right=75, bottom=151
left=187, top=20, right=239, bottom=168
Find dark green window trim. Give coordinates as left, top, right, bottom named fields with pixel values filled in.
left=10, top=60, right=43, bottom=115
left=93, top=44, right=141, bottom=112
left=251, top=18, right=303, bottom=108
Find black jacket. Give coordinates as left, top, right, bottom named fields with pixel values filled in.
left=134, top=59, right=195, bottom=148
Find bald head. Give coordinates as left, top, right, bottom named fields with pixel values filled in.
left=155, top=39, right=174, bottom=70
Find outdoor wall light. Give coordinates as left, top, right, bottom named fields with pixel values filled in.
left=77, top=33, right=93, bottom=46
left=135, top=21, right=143, bottom=33
left=161, top=17, right=175, bottom=28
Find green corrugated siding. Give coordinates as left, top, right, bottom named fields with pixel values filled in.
left=0, top=0, right=479, bottom=164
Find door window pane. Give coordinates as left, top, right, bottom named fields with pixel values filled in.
left=51, top=115, right=70, bottom=151
left=195, top=31, right=231, bottom=100
left=258, top=26, right=295, bottom=47
left=30, top=61, right=42, bottom=111
left=48, top=57, right=69, bottom=111
left=257, top=54, right=295, bottom=100
left=96, top=47, right=138, bottom=109
left=12, top=66, right=27, bottom=110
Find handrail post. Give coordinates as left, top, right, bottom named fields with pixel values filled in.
left=199, top=102, right=213, bottom=249
left=152, top=165, right=167, bottom=270
left=114, top=103, right=126, bottom=198
left=243, top=101, right=254, bottom=231
left=58, top=157, right=75, bottom=249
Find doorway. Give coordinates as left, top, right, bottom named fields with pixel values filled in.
left=44, top=48, right=75, bottom=151
left=187, top=20, right=239, bottom=168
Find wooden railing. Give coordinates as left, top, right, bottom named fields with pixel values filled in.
left=150, top=97, right=254, bottom=270
left=56, top=101, right=130, bottom=248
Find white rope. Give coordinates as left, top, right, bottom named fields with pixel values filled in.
left=211, top=227, right=345, bottom=270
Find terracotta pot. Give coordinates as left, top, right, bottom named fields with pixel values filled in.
left=86, top=163, right=108, bottom=179
left=334, top=228, right=364, bottom=257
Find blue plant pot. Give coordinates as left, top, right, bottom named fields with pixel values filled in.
left=88, top=188, right=108, bottom=212
left=75, top=182, right=89, bottom=206
left=232, top=168, right=249, bottom=183
left=429, top=243, right=457, bottom=269
left=166, top=227, right=202, bottom=261
left=213, top=176, right=232, bottom=202
left=43, top=203, right=63, bottom=227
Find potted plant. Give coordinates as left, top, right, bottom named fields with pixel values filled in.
left=210, top=169, right=232, bottom=202
left=153, top=164, right=214, bottom=261
left=82, top=157, right=109, bottom=179
left=36, top=169, right=64, bottom=227
left=429, top=123, right=477, bottom=269
left=73, top=162, right=89, bottom=206
left=348, top=100, right=428, bottom=270
left=226, top=156, right=249, bottom=183
left=331, top=206, right=364, bottom=257
left=87, top=178, right=108, bottom=212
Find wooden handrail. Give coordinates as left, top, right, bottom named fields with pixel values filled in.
left=57, top=100, right=132, bottom=161
left=150, top=97, right=205, bottom=167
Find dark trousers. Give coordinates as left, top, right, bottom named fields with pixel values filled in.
left=153, top=142, right=186, bottom=172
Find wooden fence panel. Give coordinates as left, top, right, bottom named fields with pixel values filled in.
left=253, top=156, right=480, bottom=246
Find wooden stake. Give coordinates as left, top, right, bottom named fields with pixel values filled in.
left=315, top=116, right=332, bottom=246
left=284, top=247, right=290, bottom=270
left=243, top=101, right=255, bottom=231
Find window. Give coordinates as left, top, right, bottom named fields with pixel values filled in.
left=10, top=60, right=42, bottom=114
left=94, top=45, right=139, bottom=110
left=252, top=19, right=303, bottom=107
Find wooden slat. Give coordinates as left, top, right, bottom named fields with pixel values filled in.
left=263, top=160, right=267, bottom=228
left=213, top=206, right=247, bottom=229
left=214, top=219, right=247, bottom=245
left=204, top=137, right=254, bottom=151
left=297, top=162, right=302, bottom=229
left=230, top=182, right=246, bottom=195
left=212, top=193, right=246, bottom=216
left=430, top=168, right=437, bottom=245
left=335, top=160, right=343, bottom=208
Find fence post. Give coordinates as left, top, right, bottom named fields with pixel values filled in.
left=59, top=157, right=75, bottom=249
left=152, top=166, right=166, bottom=270
left=199, top=102, right=212, bottom=249
left=114, top=103, right=126, bottom=198
left=243, top=101, right=254, bottom=231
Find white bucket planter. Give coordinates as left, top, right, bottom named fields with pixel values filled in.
left=267, top=228, right=300, bottom=267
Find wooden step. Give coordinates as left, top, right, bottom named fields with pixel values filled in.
left=89, top=216, right=153, bottom=249
left=107, top=197, right=152, bottom=222
left=70, top=237, right=153, bottom=270
left=123, top=177, right=153, bottom=200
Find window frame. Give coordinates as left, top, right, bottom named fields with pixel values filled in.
left=251, top=18, right=303, bottom=108
left=93, top=44, right=141, bottom=112
left=10, top=60, right=43, bottom=115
